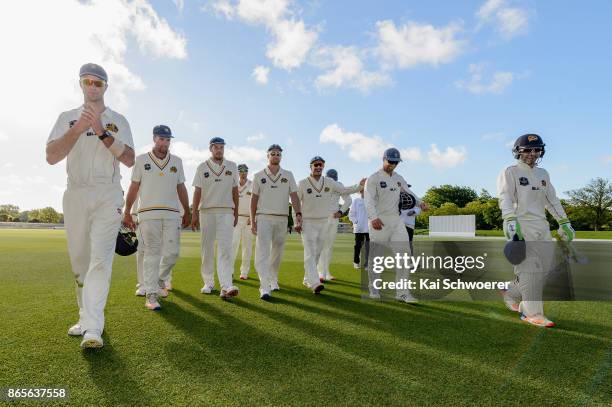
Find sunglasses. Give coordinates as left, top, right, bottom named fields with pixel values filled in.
left=520, top=148, right=543, bottom=153
left=387, top=161, right=399, bottom=165
left=269, top=152, right=282, bottom=157
left=312, top=163, right=324, bottom=167
left=80, top=78, right=106, bottom=88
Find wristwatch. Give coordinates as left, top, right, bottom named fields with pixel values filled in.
left=295, top=212, right=302, bottom=217
left=98, top=130, right=112, bottom=141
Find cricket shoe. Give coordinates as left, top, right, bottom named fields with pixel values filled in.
left=302, top=280, right=311, bottom=288
left=520, top=313, right=555, bottom=328
left=239, top=275, right=248, bottom=280
left=145, top=294, right=161, bottom=311
left=270, top=282, right=280, bottom=291
left=135, top=287, right=146, bottom=296
left=312, top=284, right=325, bottom=294
left=319, top=274, right=325, bottom=283
left=326, top=275, right=336, bottom=281
left=158, top=287, right=169, bottom=298
left=220, top=286, right=239, bottom=299
left=500, top=289, right=519, bottom=312
left=353, top=262, right=360, bottom=269
left=67, top=323, right=83, bottom=336
left=80, top=330, right=103, bottom=349
left=396, top=293, right=418, bottom=304
left=259, top=288, right=271, bottom=301
left=164, top=281, right=172, bottom=291
left=369, top=292, right=381, bottom=300
left=200, top=285, right=214, bottom=294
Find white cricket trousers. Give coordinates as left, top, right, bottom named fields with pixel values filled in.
left=317, top=216, right=338, bottom=279
left=254, top=215, right=288, bottom=290
left=136, top=224, right=174, bottom=288
left=301, top=219, right=328, bottom=287
left=200, top=211, right=234, bottom=290
left=503, top=219, right=555, bottom=317
left=367, top=214, right=411, bottom=297
left=62, top=184, right=123, bottom=334
left=231, top=216, right=253, bottom=277
left=139, top=219, right=181, bottom=295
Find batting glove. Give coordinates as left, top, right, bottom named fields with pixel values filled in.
left=558, top=218, right=575, bottom=242
left=504, top=216, right=524, bottom=241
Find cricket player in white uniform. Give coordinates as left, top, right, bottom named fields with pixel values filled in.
left=231, top=164, right=253, bottom=280
left=123, top=125, right=190, bottom=310
left=46, top=63, right=135, bottom=348
left=191, top=137, right=240, bottom=299
left=298, top=157, right=363, bottom=292
left=250, top=144, right=303, bottom=300
left=497, top=134, right=575, bottom=328
left=364, top=148, right=422, bottom=302
left=317, top=169, right=353, bottom=282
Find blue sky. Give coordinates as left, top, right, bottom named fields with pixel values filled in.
left=1, top=0, right=610, bottom=211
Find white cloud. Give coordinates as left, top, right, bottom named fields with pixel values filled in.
left=455, top=63, right=514, bottom=94
left=399, top=147, right=422, bottom=162
left=177, top=110, right=201, bottom=133
left=247, top=133, right=266, bottom=144
left=374, top=20, right=466, bottom=70
left=428, top=144, right=467, bottom=168
left=252, top=65, right=270, bottom=84
left=476, top=0, right=529, bottom=39
left=210, top=0, right=318, bottom=70
left=172, top=0, right=185, bottom=12
left=313, top=46, right=391, bottom=93
left=602, top=155, right=612, bottom=166
left=0, top=0, right=187, bottom=211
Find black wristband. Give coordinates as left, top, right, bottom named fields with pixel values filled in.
left=98, top=130, right=111, bottom=141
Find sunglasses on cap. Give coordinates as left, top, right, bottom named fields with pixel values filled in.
left=80, top=78, right=106, bottom=88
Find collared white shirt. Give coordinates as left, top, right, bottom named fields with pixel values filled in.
left=297, top=176, right=360, bottom=220
left=364, top=169, right=420, bottom=220
left=131, top=152, right=185, bottom=221
left=193, top=158, right=238, bottom=211
left=251, top=166, right=298, bottom=216
left=349, top=197, right=369, bottom=233
left=327, top=181, right=354, bottom=215
left=237, top=179, right=253, bottom=216
left=497, top=160, right=567, bottom=222
left=47, top=106, right=133, bottom=188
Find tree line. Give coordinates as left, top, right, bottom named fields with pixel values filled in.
left=0, top=205, right=63, bottom=223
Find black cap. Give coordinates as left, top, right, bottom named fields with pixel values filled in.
left=79, top=63, right=108, bottom=82
left=153, top=125, right=173, bottom=138
left=210, top=137, right=226, bottom=145
left=310, top=156, right=325, bottom=164
left=267, top=144, right=283, bottom=152
left=238, top=164, right=249, bottom=172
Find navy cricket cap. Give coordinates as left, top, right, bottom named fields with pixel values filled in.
left=325, top=169, right=338, bottom=181
left=210, top=137, right=226, bottom=145
left=238, top=164, right=249, bottom=172
left=267, top=144, right=283, bottom=152
left=79, top=63, right=108, bottom=82
left=310, top=156, right=325, bottom=164
left=383, top=147, right=402, bottom=163
left=153, top=125, right=173, bottom=138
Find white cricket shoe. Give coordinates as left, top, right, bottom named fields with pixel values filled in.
left=135, top=287, right=146, bottom=296
left=369, top=292, right=381, bottom=300
left=302, top=280, right=311, bottom=288
left=353, top=262, right=360, bottom=269
left=200, top=285, right=214, bottom=294
left=67, top=323, right=83, bottom=336
left=220, top=286, right=239, bottom=299
left=80, top=330, right=104, bottom=349
left=164, top=281, right=172, bottom=291
left=145, top=294, right=161, bottom=311
left=396, top=293, right=418, bottom=304
left=501, top=289, right=519, bottom=312
left=239, top=274, right=248, bottom=280
left=520, top=313, right=555, bottom=328
left=158, top=287, right=169, bottom=298
left=270, top=282, right=280, bottom=291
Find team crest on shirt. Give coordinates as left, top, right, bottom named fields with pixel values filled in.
left=105, top=123, right=118, bottom=133
left=144, top=163, right=151, bottom=171
left=247, top=191, right=252, bottom=195
left=204, top=172, right=210, bottom=178
left=541, top=180, right=547, bottom=186
left=261, top=178, right=267, bottom=184
left=307, top=188, right=312, bottom=194
left=324, top=187, right=330, bottom=192
left=397, top=182, right=401, bottom=187
left=380, top=181, right=387, bottom=188
left=69, top=120, right=77, bottom=128
left=170, top=166, right=177, bottom=173
left=225, top=170, right=232, bottom=176
left=519, top=177, right=529, bottom=186
left=281, top=178, right=288, bottom=183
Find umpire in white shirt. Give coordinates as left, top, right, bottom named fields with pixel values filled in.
left=46, top=63, right=135, bottom=349
left=348, top=190, right=369, bottom=269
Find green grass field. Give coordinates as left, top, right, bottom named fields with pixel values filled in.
left=0, top=229, right=610, bottom=406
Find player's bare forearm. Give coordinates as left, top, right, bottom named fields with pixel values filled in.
left=192, top=187, right=201, bottom=214
left=124, top=182, right=140, bottom=214
left=177, top=183, right=190, bottom=214
left=45, top=127, right=81, bottom=165
left=99, top=136, right=135, bottom=167
left=289, top=192, right=302, bottom=214
left=233, top=187, right=239, bottom=217
left=250, top=194, right=259, bottom=222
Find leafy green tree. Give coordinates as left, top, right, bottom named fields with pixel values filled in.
left=566, top=178, right=612, bottom=231
left=0, top=204, right=20, bottom=221
left=423, top=185, right=478, bottom=208
left=482, top=199, right=503, bottom=230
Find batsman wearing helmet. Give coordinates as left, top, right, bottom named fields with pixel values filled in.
left=46, top=63, right=135, bottom=349
left=123, top=125, right=190, bottom=311
left=364, top=147, right=422, bottom=302
left=497, top=133, right=575, bottom=327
